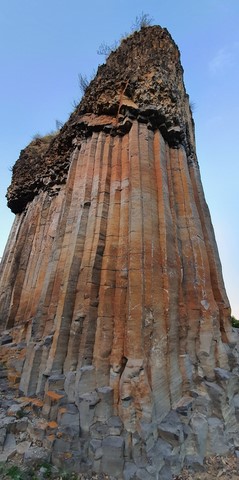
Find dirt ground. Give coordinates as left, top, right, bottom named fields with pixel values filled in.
left=175, top=454, right=239, bottom=479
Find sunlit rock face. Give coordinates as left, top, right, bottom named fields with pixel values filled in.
left=0, top=26, right=238, bottom=477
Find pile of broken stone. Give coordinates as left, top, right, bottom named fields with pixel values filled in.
left=1, top=334, right=239, bottom=480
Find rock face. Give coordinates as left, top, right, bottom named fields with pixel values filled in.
left=0, top=26, right=239, bottom=478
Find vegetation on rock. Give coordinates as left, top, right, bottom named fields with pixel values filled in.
left=231, top=315, right=239, bottom=328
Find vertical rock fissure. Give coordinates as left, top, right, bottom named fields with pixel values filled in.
left=5, top=204, right=40, bottom=330
left=93, top=133, right=121, bottom=387
left=163, top=146, right=182, bottom=405
left=74, top=132, right=112, bottom=369
left=152, top=130, right=172, bottom=418
left=110, top=134, right=129, bottom=407
left=19, top=148, right=80, bottom=393
left=63, top=135, right=102, bottom=372
left=68, top=133, right=99, bottom=368
left=37, top=145, right=82, bottom=341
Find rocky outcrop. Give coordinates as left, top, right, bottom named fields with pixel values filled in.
left=0, top=25, right=238, bottom=478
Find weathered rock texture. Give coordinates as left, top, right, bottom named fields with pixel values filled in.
left=1, top=26, right=239, bottom=478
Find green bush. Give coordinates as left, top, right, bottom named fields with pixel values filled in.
left=8, top=466, right=24, bottom=480
left=231, top=315, right=239, bottom=328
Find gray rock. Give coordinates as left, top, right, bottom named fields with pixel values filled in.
left=107, top=415, right=123, bottom=436
left=43, top=335, right=53, bottom=346
left=165, top=449, right=183, bottom=476
left=27, top=418, right=48, bottom=441
left=42, top=389, right=66, bottom=421
left=147, top=438, right=172, bottom=472
left=132, top=432, right=148, bottom=468
left=90, top=421, right=109, bottom=439
left=158, top=411, right=184, bottom=446
left=102, top=435, right=124, bottom=476
left=58, top=404, right=79, bottom=434
left=89, top=438, right=102, bottom=453
left=136, top=467, right=155, bottom=480
left=7, top=403, right=24, bottom=417
left=158, top=464, right=173, bottom=480
left=76, top=365, right=96, bottom=395
left=53, top=436, right=71, bottom=453
left=64, top=371, right=76, bottom=403
left=123, top=461, right=137, bottom=480
left=45, top=374, right=65, bottom=391
left=175, top=396, right=193, bottom=417
left=92, top=458, right=101, bottom=474
left=0, top=427, right=6, bottom=448
left=205, top=381, right=233, bottom=423
left=94, top=446, right=103, bottom=461
left=56, top=425, right=80, bottom=444
left=214, top=367, right=231, bottom=381
left=51, top=450, right=83, bottom=472
left=16, top=440, right=31, bottom=455
left=15, top=417, right=29, bottom=432
left=89, top=439, right=103, bottom=461
left=146, top=464, right=157, bottom=475
left=145, top=433, right=155, bottom=453
left=3, top=432, right=16, bottom=451
left=189, top=413, right=208, bottom=458
left=233, top=394, right=239, bottom=421
left=8, top=356, right=24, bottom=374
left=185, top=454, right=204, bottom=471
left=78, top=391, right=100, bottom=433
left=191, top=389, right=212, bottom=416
left=0, top=334, right=12, bottom=345
left=0, top=433, right=17, bottom=461
left=138, top=420, right=156, bottom=441
left=123, top=431, right=132, bottom=460
left=24, top=446, right=50, bottom=466
left=0, top=417, right=16, bottom=433
left=95, top=386, right=114, bottom=422
left=207, top=417, right=228, bottom=455
left=215, top=368, right=239, bottom=397
left=205, top=381, right=225, bottom=402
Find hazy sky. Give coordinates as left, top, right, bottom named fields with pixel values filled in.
left=0, top=0, right=238, bottom=317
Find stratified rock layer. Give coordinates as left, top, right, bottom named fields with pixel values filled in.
left=0, top=26, right=238, bottom=478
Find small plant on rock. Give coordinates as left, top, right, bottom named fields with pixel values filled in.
left=78, top=73, right=89, bottom=94
left=231, top=315, right=239, bottom=328
left=4, top=465, right=24, bottom=480
left=131, top=12, right=153, bottom=31
left=97, top=40, right=119, bottom=57
left=38, top=461, right=57, bottom=478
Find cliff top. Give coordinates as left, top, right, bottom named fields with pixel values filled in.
left=7, top=25, right=196, bottom=214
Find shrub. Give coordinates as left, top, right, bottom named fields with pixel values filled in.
left=131, top=12, right=153, bottom=31
left=97, top=40, right=119, bottom=57
left=55, top=119, right=63, bottom=131
left=231, top=315, right=239, bottom=328
left=78, top=73, right=89, bottom=93
left=1, top=465, right=24, bottom=480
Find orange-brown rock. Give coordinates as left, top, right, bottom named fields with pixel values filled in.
left=0, top=25, right=238, bottom=478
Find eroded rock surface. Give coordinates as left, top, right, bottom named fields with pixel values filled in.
left=1, top=25, right=239, bottom=478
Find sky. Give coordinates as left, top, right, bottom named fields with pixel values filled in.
left=0, top=0, right=238, bottom=317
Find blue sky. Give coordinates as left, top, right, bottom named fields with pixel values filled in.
left=0, top=0, right=238, bottom=317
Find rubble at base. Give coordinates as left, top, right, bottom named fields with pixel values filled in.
left=1, top=331, right=239, bottom=479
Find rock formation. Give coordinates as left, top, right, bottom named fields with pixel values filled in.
left=0, top=25, right=239, bottom=478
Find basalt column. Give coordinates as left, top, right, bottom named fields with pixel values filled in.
left=0, top=26, right=238, bottom=477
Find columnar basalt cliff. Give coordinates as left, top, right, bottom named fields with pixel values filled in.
left=0, top=26, right=239, bottom=478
